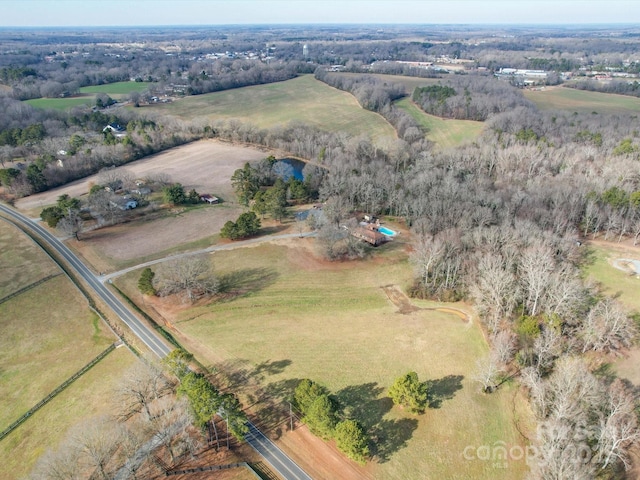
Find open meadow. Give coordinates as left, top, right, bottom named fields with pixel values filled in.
left=0, top=220, right=135, bottom=478
left=524, top=86, right=640, bottom=115
left=24, top=81, right=151, bottom=110
left=395, top=97, right=484, bottom=149
left=146, top=75, right=398, bottom=147
left=115, top=235, right=531, bottom=480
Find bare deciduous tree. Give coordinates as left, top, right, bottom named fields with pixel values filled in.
left=533, top=326, right=563, bottom=374
left=580, top=298, right=637, bottom=354
left=57, top=208, right=83, bottom=241
left=472, top=354, right=501, bottom=393
left=491, top=329, right=517, bottom=366
left=116, top=360, right=172, bottom=420
left=469, top=253, right=519, bottom=333
left=30, top=445, right=82, bottom=480
left=96, top=166, right=135, bottom=192
left=596, top=379, right=640, bottom=471
left=155, top=255, right=219, bottom=302
left=519, top=242, right=554, bottom=316
left=72, top=416, right=122, bottom=480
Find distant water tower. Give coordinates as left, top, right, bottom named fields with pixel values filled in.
left=303, top=44, right=309, bottom=58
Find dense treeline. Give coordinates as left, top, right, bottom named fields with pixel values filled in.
left=314, top=68, right=430, bottom=148
left=412, top=75, right=535, bottom=120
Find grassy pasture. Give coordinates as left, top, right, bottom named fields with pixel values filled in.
left=0, top=221, right=131, bottom=477
left=1, top=348, right=136, bottom=480
left=395, top=97, right=484, bottom=149
left=583, top=243, right=640, bottom=313
left=0, top=220, right=59, bottom=298
left=0, top=275, right=115, bottom=430
left=24, top=81, right=151, bottom=110
left=24, top=95, right=95, bottom=111
left=524, top=86, right=640, bottom=115
left=148, top=75, right=398, bottom=145
left=117, top=239, right=530, bottom=479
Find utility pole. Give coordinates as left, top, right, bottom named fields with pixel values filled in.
left=289, top=401, right=294, bottom=431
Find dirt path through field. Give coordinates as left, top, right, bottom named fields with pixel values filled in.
left=381, top=284, right=470, bottom=322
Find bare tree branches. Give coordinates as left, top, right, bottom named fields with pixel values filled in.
left=155, top=255, right=219, bottom=302
left=580, top=298, right=637, bottom=355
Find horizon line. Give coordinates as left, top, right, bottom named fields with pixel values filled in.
left=1, top=22, right=640, bottom=28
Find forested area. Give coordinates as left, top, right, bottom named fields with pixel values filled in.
left=411, top=76, right=535, bottom=120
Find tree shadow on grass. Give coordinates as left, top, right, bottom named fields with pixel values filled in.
left=253, top=359, right=292, bottom=379
left=335, top=382, right=418, bottom=463
left=371, top=417, right=419, bottom=463
left=335, top=383, right=388, bottom=429
left=426, top=374, right=464, bottom=409
left=217, top=268, right=279, bottom=300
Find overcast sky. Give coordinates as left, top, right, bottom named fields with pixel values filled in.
left=1, top=0, right=639, bottom=27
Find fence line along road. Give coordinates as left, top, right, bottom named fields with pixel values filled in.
left=0, top=203, right=314, bottom=480
left=0, top=203, right=172, bottom=358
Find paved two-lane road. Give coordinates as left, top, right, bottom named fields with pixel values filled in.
left=0, top=203, right=314, bottom=480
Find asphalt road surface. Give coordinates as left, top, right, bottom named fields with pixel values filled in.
left=246, top=421, right=313, bottom=480
left=0, top=203, right=314, bottom=480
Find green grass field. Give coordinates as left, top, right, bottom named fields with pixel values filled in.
left=0, top=221, right=133, bottom=477
left=396, top=97, right=484, bottom=149
left=79, top=81, right=151, bottom=95
left=24, top=95, right=95, bottom=111
left=583, top=243, right=640, bottom=313
left=149, top=75, right=398, bottom=145
left=116, top=238, right=530, bottom=479
left=24, top=81, right=151, bottom=111
left=524, top=86, right=640, bottom=115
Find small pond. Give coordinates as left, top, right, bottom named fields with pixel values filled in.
left=273, top=158, right=306, bottom=181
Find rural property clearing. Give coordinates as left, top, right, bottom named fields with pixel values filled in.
left=114, top=237, right=531, bottom=480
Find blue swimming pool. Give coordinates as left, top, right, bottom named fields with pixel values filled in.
left=378, top=226, right=397, bottom=237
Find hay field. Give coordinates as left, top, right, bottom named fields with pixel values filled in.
left=524, top=86, right=640, bottom=115
left=148, top=75, right=397, bottom=145
left=117, top=237, right=530, bottom=480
